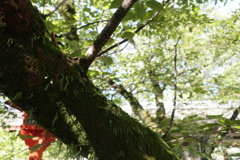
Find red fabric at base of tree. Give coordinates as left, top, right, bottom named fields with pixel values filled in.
left=20, top=113, right=56, bottom=160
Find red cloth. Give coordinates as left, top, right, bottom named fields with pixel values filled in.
left=20, top=113, right=56, bottom=160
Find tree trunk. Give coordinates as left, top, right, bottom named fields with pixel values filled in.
left=0, top=0, right=179, bottom=159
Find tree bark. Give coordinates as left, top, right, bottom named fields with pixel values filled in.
left=0, top=0, right=179, bottom=159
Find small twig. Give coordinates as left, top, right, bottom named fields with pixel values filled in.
left=2, top=140, right=57, bottom=160
left=97, top=39, right=128, bottom=57
left=58, top=20, right=109, bottom=38
left=98, top=40, right=130, bottom=58
left=43, top=0, right=68, bottom=18
left=3, top=148, right=29, bottom=160
left=163, top=36, right=181, bottom=139
left=98, top=43, right=121, bottom=57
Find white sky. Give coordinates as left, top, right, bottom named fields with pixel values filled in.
left=214, top=0, right=240, bottom=14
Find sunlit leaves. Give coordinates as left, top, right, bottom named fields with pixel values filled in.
left=146, top=0, right=164, bottom=11
left=106, top=38, right=115, bottom=45
left=31, top=144, right=43, bottom=153
left=123, top=11, right=137, bottom=21
left=99, top=57, right=113, bottom=66
left=0, top=130, right=27, bottom=159
left=122, top=31, right=135, bottom=39
left=134, top=2, right=146, bottom=20
left=17, top=134, right=36, bottom=139
left=219, top=119, right=240, bottom=126
left=69, top=51, right=82, bottom=57
left=109, top=0, right=122, bottom=9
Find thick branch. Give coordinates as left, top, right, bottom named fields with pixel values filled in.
left=84, top=0, right=137, bottom=70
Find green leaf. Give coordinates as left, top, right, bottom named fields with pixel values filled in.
left=67, top=40, right=79, bottom=48
left=234, top=126, right=240, bottom=129
left=196, top=0, right=203, bottom=3
left=197, top=152, right=213, bottom=160
left=69, top=51, right=82, bottom=57
left=224, top=119, right=240, bottom=125
left=179, top=94, right=183, bottom=98
left=219, top=119, right=225, bottom=124
left=106, top=38, right=114, bottom=45
left=31, top=144, right=42, bottom=153
left=182, top=0, right=188, bottom=5
left=158, top=118, right=169, bottom=127
left=146, top=0, right=164, bottom=11
left=17, top=133, right=35, bottom=139
left=13, top=92, right=22, bottom=100
left=219, top=119, right=240, bottom=126
left=135, top=3, right=146, bottom=20
left=193, top=6, right=200, bottom=13
left=173, top=22, right=179, bottom=27
left=193, top=87, right=205, bottom=93
left=123, top=11, right=137, bottom=21
left=52, top=112, right=58, bottom=127
left=189, top=27, right=193, bottom=32
left=181, top=130, right=189, bottom=136
left=204, top=123, right=222, bottom=128
left=88, top=70, right=103, bottom=77
left=100, top=57, right=113, bottom=66
left=206, top=115, right=223, bottom=119
left=109, top=0, right=122, bottom=9
left=122, top=32, right=135, bottom=40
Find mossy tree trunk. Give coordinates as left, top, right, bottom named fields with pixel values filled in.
left=0, top=0, right=179, bottom=159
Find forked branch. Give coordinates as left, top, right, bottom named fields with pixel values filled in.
left=84, top=0, right=137, bottom=70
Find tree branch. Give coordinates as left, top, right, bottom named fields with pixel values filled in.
left=97, top=0, right=171, bottom=57
left=84, top=0, right=137, bottom=70
left=43, top=0, right=68, bottom=18
left=107, top=79, right=154, bottom=125
left=163, top=36, right=181, bottom=139
left=57, top=20, right=109, bottom=38
left=148, top=70, right=166, bottom=122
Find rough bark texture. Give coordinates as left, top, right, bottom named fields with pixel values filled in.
left=0, top=0, right=179, bottom=159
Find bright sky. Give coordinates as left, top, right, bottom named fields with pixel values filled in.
left=214, top=0, right=240, bottom=14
